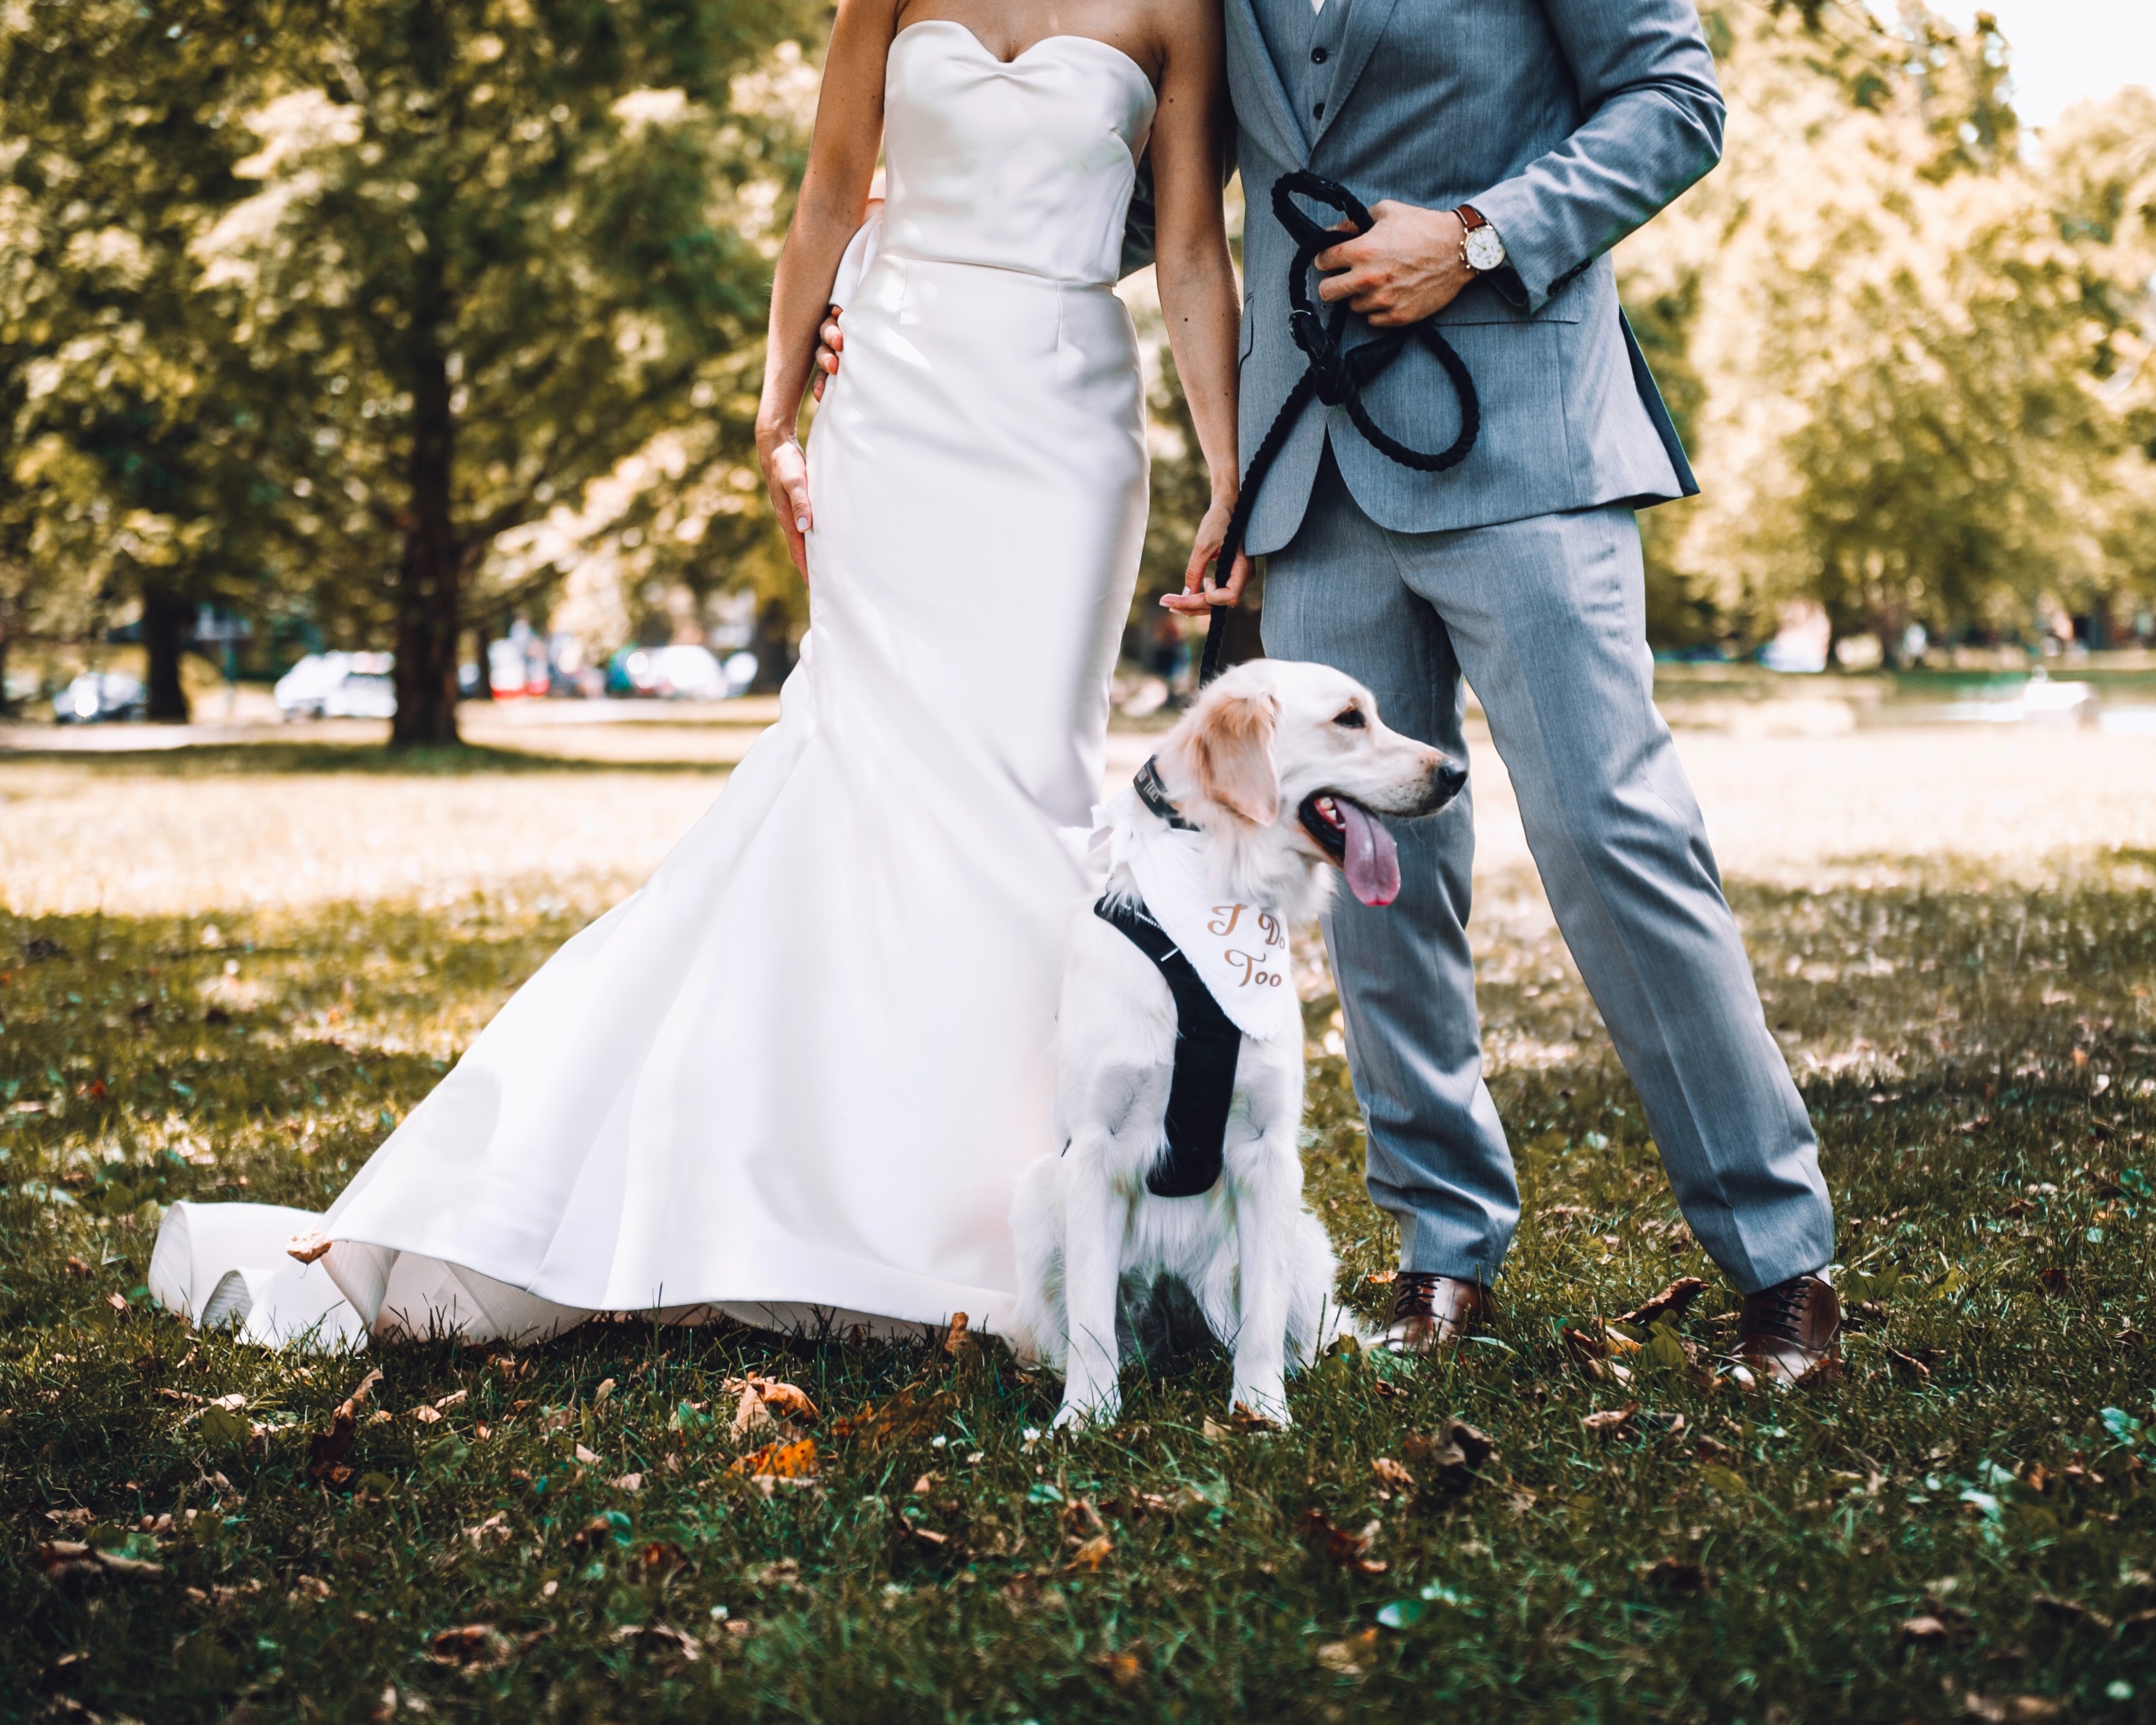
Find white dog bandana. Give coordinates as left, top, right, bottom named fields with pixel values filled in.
left=1118, top=825, right=1301, bottom=1044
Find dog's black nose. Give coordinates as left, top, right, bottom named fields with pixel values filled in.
left=1432, top=758, right=1468, bottom=808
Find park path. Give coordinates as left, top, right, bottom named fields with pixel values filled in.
left=2, top=714, right=2153, bottom=920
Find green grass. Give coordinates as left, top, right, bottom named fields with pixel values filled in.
left=3, top=858, right=2155, bottom=1723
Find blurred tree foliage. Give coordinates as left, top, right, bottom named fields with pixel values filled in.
left=4, top=0, right=2152, bottom=724
left=189, top=0, right=816, bottom=744
left=1620, top=1, right=2156, bottom=659
left=0, top=1, right=276, bottom=719
left=2, top=0, right=814, bottom=737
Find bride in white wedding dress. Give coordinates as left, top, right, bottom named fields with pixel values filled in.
left=150, top=0, right=1249, bottom=1350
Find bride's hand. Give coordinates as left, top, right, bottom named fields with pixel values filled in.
left=1161, top=495, right=1251, bottom=615
left=760, top=435, right=813, bottom=579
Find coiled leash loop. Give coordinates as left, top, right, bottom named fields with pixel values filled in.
left=1195, top=171, right=1481, bottom=684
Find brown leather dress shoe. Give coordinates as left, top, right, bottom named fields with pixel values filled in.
left=1377, top=1272, right=1491, bottom=1356
left=1734, top=1273, right=1841, bottom=1386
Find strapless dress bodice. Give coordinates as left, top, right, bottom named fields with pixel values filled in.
left=880, top=20, right=1156, bottom=287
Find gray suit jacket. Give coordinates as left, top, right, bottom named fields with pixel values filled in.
left=1171, top=0, right=1724, bottom=555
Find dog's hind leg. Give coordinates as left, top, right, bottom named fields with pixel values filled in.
left=1052, top=1141, right=1129, bottom=1431
left=1009, top=1157, right=1066, bottom=1368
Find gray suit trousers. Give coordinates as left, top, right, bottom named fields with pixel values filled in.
left=1262, top=450, right=1834, bottom=1295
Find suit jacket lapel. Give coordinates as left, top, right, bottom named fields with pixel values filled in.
left=1312, top=0, right=1403, bottom=151
left=1225, top=0, right=1310, bottom=166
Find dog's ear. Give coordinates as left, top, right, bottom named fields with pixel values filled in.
left=1189, top=689, right=1281, bottom=826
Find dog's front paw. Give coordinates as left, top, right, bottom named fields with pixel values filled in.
left=1051, top=1385, right=1121, bottom=1433
left=1229, top=1380, right=1291, bottom=1429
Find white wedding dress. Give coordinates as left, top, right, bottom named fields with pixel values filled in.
left=150, top=21, right=1156, bottom=1350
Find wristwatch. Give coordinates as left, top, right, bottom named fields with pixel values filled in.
left=1457, top=204, right=1506, bottom=273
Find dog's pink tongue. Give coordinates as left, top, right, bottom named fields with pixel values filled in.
left=1340, top=801, right=1401, bottom=907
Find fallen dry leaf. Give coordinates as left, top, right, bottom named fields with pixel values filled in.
left=732, top=1383, right=775, bottom=1439
left=1614, top=1276, right=1707, bottom=1329
left=1366, top=1269, right=1397, bottom=1286
left=411, top=1405, right=443, bottom=1426
left=1562, top=1324, right=1610, bottom=1361
left=1898, top=1614, right=1951, bottom=1647
left=944, top=1311, right=972, bottom=1355
left=1092, top=1645, right=1143, bottom=1688
left=434, top=1390, right=467, bottom=1411
left=756, top=1380, right=821, bottom=1424
left=1960, top=1694, right=2062, bottom=1723
left=37, top=1541, right=166, bottom=1584
left=1066, top=1533, right=1114, bottom=1571
left=1582, top=1403, right=1640, bottom=1437
left=1203, top=1403, right=1283, bottom=1440
left=1371, top=1457, right=1416, bottom=1491
left=632, top=1540, right=689, bottom=1581
left=612, top=1472, right=643, bottom=1493
left=1886, top=1346, right=1934, bottom=1383
left=829, top=1386, right=956, bottom=1447
left=2030, top=1592, right=2111, bottom=1629
left=612, top=1622, right=702, bottom=1664
left=287, top=1230, right=332, bottom=1265
left=1303, top=1511, right=1387, bottom=1575
left=574, top=1443, right=601, bottom=1465
left=1315, top=1627, right=1381, bottom=1677
left=1403, top=1419, right=1498, bottom=1492
left=730, top=1438, right=819, bottom=1482
left=424, top=1624, right=548, bottom=1670
left=1640, top=1557, right=1707, bottom=1593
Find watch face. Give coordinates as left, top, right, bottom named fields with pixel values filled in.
left=1464, top=225, right=1506, bottom=273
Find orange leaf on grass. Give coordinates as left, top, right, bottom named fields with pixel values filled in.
left=730, top=1438, right=819, bottom=1481
left=1303, top=1510, right=1387, bottom=1574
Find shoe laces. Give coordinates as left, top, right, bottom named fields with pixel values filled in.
left=1748, top=1278, right=1813, bottom=1347
left=1391, top=1272, right=1445, bottom=1321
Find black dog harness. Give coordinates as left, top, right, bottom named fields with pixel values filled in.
left=1093, top=892, right=1244, bottom=1199
left=1197, top=172, right=1481, bottom=684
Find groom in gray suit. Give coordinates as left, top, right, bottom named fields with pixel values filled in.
left=1228, top=0, right=1840, bottom=1380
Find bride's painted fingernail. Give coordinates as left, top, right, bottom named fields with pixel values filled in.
left=795, top=517, right=810, bottom=533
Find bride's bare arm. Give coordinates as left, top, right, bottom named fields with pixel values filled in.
left=757, top=0, right=896, bottom=577
left=1149, top=0, right=1250, bottom=612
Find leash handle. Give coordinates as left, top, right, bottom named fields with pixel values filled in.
left=1190, top=171, right=1482, bottom=688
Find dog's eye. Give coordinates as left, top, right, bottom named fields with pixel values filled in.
left=1332, top=707, right=1366, bottom=729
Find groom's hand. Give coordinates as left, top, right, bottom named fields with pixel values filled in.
left=811, top=304, right=843, bottom=401
left=1315, top=201, right=1472, bottom=327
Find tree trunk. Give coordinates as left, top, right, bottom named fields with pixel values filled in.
left=389, top=274, right=462, bottom=750
left=140, top=581, right=192, bottom=722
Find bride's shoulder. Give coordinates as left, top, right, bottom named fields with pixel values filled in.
left=1142, top=0, right=1228, bottom=68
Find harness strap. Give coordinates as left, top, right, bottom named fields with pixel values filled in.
left=1197, top=171, right=1482, bottom=686
left=1094, top=895, right=1242, bottom=1198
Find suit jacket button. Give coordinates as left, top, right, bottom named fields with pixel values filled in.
left=1312, top=101, right=1325, bottom=118
left=1311, top=45, right=1328, bottom=63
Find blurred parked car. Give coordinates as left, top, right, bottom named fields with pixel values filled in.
left=53, top=670, right=147, bottom=724
left=274, top=652, right=397, bottom=719
left=606, top=644, right=756, bottom=700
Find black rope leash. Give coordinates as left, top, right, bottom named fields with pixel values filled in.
left=1194, top=172, right=1481, bottom=685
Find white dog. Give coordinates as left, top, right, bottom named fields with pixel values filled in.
left=1013, top=660, right=1467, bottom=1429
